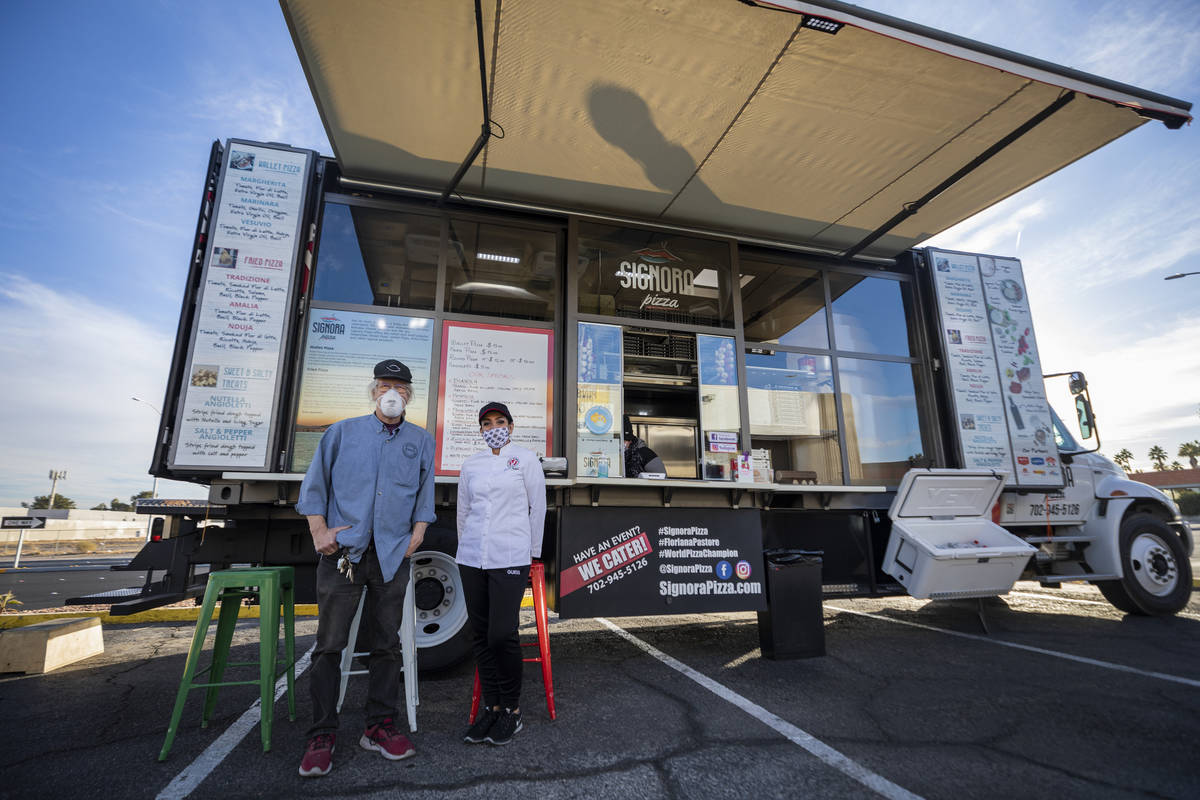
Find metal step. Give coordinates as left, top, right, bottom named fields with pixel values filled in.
left=108, top=586, right=205, bottom=616
left=66, top=587, right=144, bottom=603
left=1038, top=573, right=1119, bottom=585
left=1022, top=535, right=1094, bottom=543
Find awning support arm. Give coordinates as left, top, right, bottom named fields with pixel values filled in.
left=439, top=0, right=493, bottom=207
left=841, top=91, right=1075, bottom=259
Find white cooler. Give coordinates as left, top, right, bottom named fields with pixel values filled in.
left=881, top=469, right=1036, bottom=599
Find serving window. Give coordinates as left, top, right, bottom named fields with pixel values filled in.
left=739, top=249, right=929, bottom=486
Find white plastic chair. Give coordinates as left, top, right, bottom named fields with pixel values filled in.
left=336, top=562, right=419, bottom=732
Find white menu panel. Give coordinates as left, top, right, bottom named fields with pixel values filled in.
left=170, top=141, right=313, bottom=469
left=928, top=249, right=1062, bottom=488
left=436, top=321, right=553, bottom=474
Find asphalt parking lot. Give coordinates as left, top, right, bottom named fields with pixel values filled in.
left=2, top=582, right=1198, bottom=800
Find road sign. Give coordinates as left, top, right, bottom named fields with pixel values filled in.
left=2, top=516, right=46, bottom=529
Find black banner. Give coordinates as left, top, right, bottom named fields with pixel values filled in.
left=556, top=507, right=766, bottom=618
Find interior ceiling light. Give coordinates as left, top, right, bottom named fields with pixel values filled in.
left=453, top=281, right=541, bottom=301
left=801, top=14, right=843, bottom=34
left=476, top=252, right=520, bottom=263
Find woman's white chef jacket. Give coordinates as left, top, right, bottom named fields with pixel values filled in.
left=456, top=441, right=546, bottom=569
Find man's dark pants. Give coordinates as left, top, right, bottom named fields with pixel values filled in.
left=308, top=545, right=410, bottom=735
left=460, top=564, right=530, bottom=710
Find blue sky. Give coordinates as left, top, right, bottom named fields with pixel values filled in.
left=0, top=0, right=1197, bottom=507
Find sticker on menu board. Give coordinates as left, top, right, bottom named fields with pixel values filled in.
left=927, top=249, right=1062, bottom=488
left=169, top=140, right=314, bottom=470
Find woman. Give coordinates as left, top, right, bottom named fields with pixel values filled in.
left=456, top=401, right=547, bottom=745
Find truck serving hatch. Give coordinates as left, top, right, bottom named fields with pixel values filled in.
left=281, top=0, right=1190, bottom=259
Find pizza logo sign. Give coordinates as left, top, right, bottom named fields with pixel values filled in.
left=507, top=457, right=520, bottom=471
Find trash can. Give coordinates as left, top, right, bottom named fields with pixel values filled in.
left=757, top=549, right=824, bottom=659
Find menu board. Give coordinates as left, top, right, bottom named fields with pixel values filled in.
left=436, top=321, right=553, bottom=474
left=290, top=310, right=434, bottom=472
left=928, top=249, right=1062, bottom=488
left=170, top=140, right=314, bottom=470
left=577, top=322, right=623, bottom=477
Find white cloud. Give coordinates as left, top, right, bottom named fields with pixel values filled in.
left=1071, top=2, right=1200, bottom=90
left=191, top=76, right=330, bottom=155
left=925, top=197, right=1049, bottom=257
left=0, top=274, right=206, bottom=507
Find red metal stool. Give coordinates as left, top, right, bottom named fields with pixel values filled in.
left=469, top=560, right=556, bottom=721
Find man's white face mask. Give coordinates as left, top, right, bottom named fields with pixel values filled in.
left=378, top=388, right=406, bottom=418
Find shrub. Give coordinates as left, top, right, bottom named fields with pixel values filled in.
left=1176, top=490, right=1200, bottom=517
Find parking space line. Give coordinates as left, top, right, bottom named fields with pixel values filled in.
left=597, top=618, right=924, bottom=800
left=827, top=606, right=1200, bottom=689
left=157, top=644, right=316, bottom=800
left=1009, top=591, right=1200, bottom=621
left=1009, top=590, right=1108, bottom=605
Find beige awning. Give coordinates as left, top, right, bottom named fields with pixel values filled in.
left=281, top=0, right=1191, bottom=259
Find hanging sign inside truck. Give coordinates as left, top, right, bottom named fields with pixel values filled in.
left=169, top=140, right=316, bottom=470
left=927, top=249, right=1064, bottom=488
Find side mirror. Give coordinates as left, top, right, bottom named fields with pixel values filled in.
left=1068, top=372, right=1087, bottom=395
left=1075, top=395, right=1095, bottom=441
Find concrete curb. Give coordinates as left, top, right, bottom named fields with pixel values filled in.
left=0, top=595, right=535, bottom=629
left=0, top=604, right=322, bottom=629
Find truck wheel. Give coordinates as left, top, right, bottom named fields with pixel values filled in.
left=411, top=528, right=473, bottom=671
left=1095, top=579, right=1140, bottom=613
left=1104, top=513, right=1192, bottom=615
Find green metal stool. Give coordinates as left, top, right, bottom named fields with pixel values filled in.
left=158, top=566, right=296, bottom=761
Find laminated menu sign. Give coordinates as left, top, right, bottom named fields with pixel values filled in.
left=928, top=249, right=1062, bottom=488
left=979, top=257, right=1062, bottom=486
left=290, top=311, right=435, bottom=472
left=436, top=321, right=553, bottom=474
left=577, top=322, right=623, bottom=477
left=170, top=140, right=314, bottom=469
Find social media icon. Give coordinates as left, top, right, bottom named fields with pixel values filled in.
left=716, top=560, right=733, bottom=580
left=735, top=560, right=752, bottom=580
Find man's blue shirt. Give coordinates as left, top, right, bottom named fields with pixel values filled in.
left=296, top=414, right=436, bottom=583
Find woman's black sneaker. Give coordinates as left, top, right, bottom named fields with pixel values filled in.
left=485, top=708, right=523, bottom=745
left=463, top=708, right=501, bottom=743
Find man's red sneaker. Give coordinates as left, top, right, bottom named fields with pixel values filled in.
left=360, top=718, right=415, bottom=760
left=298, top=733, right=335, bottom=777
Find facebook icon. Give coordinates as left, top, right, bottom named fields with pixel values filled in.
left=716, top=560, right=733, bottom=580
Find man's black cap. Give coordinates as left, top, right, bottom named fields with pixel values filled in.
left=374, top=359, right=412, bottom=383
left=623, top=415, right=634, bottom=439
left=479, top=401, right=513, bottom=424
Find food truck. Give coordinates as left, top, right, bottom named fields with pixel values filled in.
left=113, top=0, right=1194, bottom=667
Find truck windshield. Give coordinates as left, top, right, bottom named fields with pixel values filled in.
left=1050, top=407, right=1081, bottom=453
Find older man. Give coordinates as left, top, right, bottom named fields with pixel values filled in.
left=295, top=358, right=436, bottom=777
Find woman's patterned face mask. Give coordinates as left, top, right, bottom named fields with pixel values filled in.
left=483, top=426, right=511, bottom=449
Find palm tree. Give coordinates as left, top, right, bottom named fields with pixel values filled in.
left=1148, top=445, right=1169, bottom=471
left=1169, top=461, right=1184, bottom=470
left=1178, top=440, right=1200, bottom=469
left=1112, top=449, right=1134, bottom=472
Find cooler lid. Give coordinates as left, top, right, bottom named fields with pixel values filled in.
left=889, top=469, right=1006, bottom=520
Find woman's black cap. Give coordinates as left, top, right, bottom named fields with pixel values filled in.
left=479, top=401, right=513, bottom=424
left=374, top=359, right=412, bottom=382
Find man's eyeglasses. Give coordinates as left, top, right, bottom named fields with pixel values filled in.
left=376, top=383, right=412, bottom=398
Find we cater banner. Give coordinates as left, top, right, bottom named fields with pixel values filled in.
left=556, top=508, right=765, bottom=618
